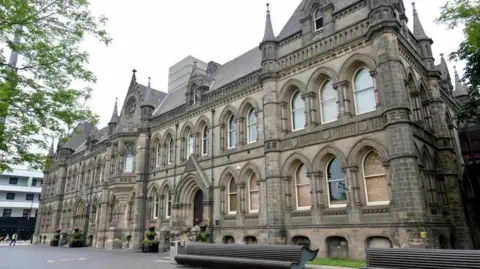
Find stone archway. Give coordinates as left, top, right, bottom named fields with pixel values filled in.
left=175, top=173, right=212, bottom=228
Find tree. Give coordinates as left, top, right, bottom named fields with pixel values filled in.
left=437, top=0, right=480, bottom=124
left=0, top=0, right=111, bottom=172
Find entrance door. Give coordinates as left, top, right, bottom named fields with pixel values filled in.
left=193, top=190, right=203, bottom=226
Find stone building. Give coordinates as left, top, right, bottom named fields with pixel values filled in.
left=35, top=0, right=474, bottom=259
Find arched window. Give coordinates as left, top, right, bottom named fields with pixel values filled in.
left=187, top=131, right=194, bottom=158
left=295, top=164, right=311, bottom=209
left=153, top=192, right=159, bottom=219
left=165, top=190, right=172, bottom=219
left=353, top=68, right=376, bottom=114
left=249, top=173, right=260, bottom=213
left=228, top=178, right=237, bottom=214
left=247, top=108, right=258, bottom=143
left=227, top=115, right=236, bottom=149
left=202, top=125, right=209, bottom=156
left=363, top=151, right=389, bottom=205
left=320, top=80, right=338, bottom=123
left=156, top=142, right=161, bottom=167
left=291, top=91, right=306, bottom=131
left=124, top=143, right=133, bottom=173
left=327, top=158, right=347, bottom=207
left=314, top=8, right=323, bottom=31
left=193, top=88, right=198, bottom=104
left=167, top=138, right=174, bottom=164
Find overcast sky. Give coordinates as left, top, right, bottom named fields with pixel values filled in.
left=80, top=0, right=464, bottom=129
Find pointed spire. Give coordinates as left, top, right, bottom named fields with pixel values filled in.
left=262, top=3, right=276, bottom=43
left=453, top=66, right=468, bottom=97
left=412, top=2, right=428, bottom=40
left=48, top=139, right=55, bottom=157
left=128, top=69, right=137, bottom=93
left=141, top=86, right=156, bottom=109
left=109, top=97, right=119, bottom=124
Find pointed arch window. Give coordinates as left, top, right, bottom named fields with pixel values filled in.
left=124, top=143, right=134, bottom=173
left=228, top=178, right=237, bottom=214
left=295, top=164, right=311, bottom=209
left=166, top=192, right=172, bottom=218
left=156, top=142, right=162, bottom=167
left=167, top=138, right=174, bottom=164
left=249, top=173, right=260, bottom=212
left=363, top=151, right=389, bottom=205
left=202, top=125, right=209, bottom=156
left=326, top=158, right=347, bottom=207
left=187, top=131, right=194, bottom=158
left=227, top=115, right=236, bottom=149
left=247, top=108, right=258, bottom=143
left=353, top=68, right=376, bottom=114
left=314, top=8, right=323, bottom=31
left=320, top=80, right=338, bottom=123
left=193, top=88, right=198, bottom=104
left=153, top=192, right=159, bottom=219
left=291, top=91, right=306, bottom=131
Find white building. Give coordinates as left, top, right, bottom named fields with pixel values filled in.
left=0, top=169, right=42, bottom=241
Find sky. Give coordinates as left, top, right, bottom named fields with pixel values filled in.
left=81, top=0, right=465, bottom=129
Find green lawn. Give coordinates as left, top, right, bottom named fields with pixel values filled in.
left=307, top=257, right=367, bottom=268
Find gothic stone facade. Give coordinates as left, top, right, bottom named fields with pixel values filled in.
left=35, top=0, right=473, bottom=259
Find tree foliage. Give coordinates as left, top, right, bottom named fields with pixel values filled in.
left=0, top=0, right=111, bottom=172
left=437, top=0, right=480, bottom=124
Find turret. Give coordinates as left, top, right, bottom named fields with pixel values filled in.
left=412, top=2, right=435, bottom=69
left=259, top=3, right=277, bottom=81
left=140, top=79, right=155, bottom=129
left=108, top=97, right=119, bottom=135
left=453, top=66, right=468, bottom=103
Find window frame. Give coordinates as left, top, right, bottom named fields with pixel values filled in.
left=201, top=125, right=209, bottom=156
left=295, top=163, right=311, bottom=210
left=6, top=193, right=15, bottom=200
left=165, top=192, right=172, bottom=219
left=228, top=177, right=237, bottom=214
left=26, top=194, right=34, bottom=201
left=123, top=143, right=134, bottom=173
left=2, top=209, right=12, bottom=217
left=153, top=192, right=159, bottom=219
left=362, top=150, right=390, bottom=206
left=227, top=115, right=237, bottom=149
left=22, top=209, right=29, bottom=218
left=156, top=142, right=162, bottom=167
left=319, top=79, right=339, bottom=123
left=247, top=108, right=258, bottom=144
left=353, top=67, right=376, bottom=115
left=291, top=91, right=306, bottom=132
left=314, top=8, right=324, bottom=32
left=9, top=178, right=18, bottom=185
left=248, top=173, right=260, bottom=213
left=187, top=131, right=194, bottom=158
left=167, top=138, right=174, bottom=165
left=326, top=158, right=347, bottom=208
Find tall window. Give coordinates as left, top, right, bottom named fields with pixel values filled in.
left=249, top=173, right=260, bottom=212
left=187, top=131, right=194, bottom=158
left=166, top=193, right=172, bottom=218
left=227, top=116, right=236, bottom=149
left=327, top=158, right=347, bottom=206
left=291, top=91, right=306, bottom=131
left=156, top=143, right=161, bottom=167
left=168, top=138, right=174, bottom=164
left=202, top=125, right=209, bottom=156
left=320, top=80, right=338, bottom=123
left=228, top=178, right=237, bottom=214
left=314, top=8, right=323, bottom=31
left=295, top=164, right=311, bottom=209
left=124, top=143, right=134, bottom=173
left=153, top=192, right=159, bottom=219
left=363, top=151, right=389, bottom=205
left=247, top=108, right=258, bottom=143
left=193, top=88, right=198, bottom=104
left=353, top=68, right=376, bottom=114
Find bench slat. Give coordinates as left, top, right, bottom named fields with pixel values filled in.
left=175, top=254, right=295, bottom=269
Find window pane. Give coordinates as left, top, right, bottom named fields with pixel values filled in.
left=328, top=180, right=347, bottom=203
left=355, top=88, right=376, bottom=113
left=297, top=185, right=311, bottom=207
left=365, top=175, right=389, bottom=202
left=249, top=174, right=258, bottom=191
left=364, top=152, right=386, bottom=176
left=250, top=191, right=260, bottom=211
left=248, top=123, right=258, bottom=142
left=229, top=179, right=236, bottom=192
left=293, top=109, right=306, bottom=130
left=292, top=92, right=304, bottom=110
left=248, top=109, right=257, bottom=124
left=315, top=8, right=322, bottom=19
left=229, top=194, right=237, bottom=212
left=355, top=69, right=374, bottom=90
left=322, top=100, right=338, bottom=122
left=296, top=164, right=308, bottom=185
left=328, top=159, right=344, bottom=179
left=321, top=80, right=336, bottom=100
left=124, top=143, right=134, bottom=172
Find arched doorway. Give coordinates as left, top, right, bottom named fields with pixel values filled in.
left=193, top=190, right=203, bottom=226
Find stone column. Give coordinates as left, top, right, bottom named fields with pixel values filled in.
left=96, top=182, right=109, bottom=248
left=280, top=102, right=287, bottom=133
left=237, top=118, right=245, bottom=146
left=368, top=5, right=430, bottom=247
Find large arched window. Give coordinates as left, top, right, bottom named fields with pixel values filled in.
left=167, top=138, right=174, bottom=164
left=314, top=8, right=323, bottom=31
left=247, top=108, right=257, bottom=143
left=327, top=158, right=347, bottom=207
left=249, top=173, right=260, bottom=213
left=295, top=164, right=311, bottom=209
left=202, top=125, right=209, bottom=156
left=353, top=68, right=376, bottom=114
left=156, top=143, right=161, bottom=167
left=228, top=178, right=237, bottom=214
left=153, top=192, right=159, bottom=219
left=363, top=151, right=389, bottom=205
left=227, top=115, right=236, bottom=149
left=291, top=91, right=306, bottom=131
left=187, top=131, right=194, bottom=158
left=320, top=80, right=339, bottom=123
left=165, top=189, right=172, bottom=219
left=124, top=143, right=134, bottom=173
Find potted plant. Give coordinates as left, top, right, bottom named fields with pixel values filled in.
left=196, top=227, right=210, bottom=243
left=142, top=224, right=159, bottom=253
left=50, top=229, right=61, bottom=246
left=69, top=228, right=84, bottom=248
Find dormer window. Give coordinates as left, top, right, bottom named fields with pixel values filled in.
left=314, top=8, right=323, bottom=31
left=193, top=88, right=198, bottom=104
left=191, top=84, right=198, bottom=104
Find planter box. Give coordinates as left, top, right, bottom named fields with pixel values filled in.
left=142, top=242, right=159, bottom=253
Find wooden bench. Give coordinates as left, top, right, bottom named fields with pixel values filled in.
left=174, top=243, right=319, bottom=269
left=362, top=248, right=480, bottom=269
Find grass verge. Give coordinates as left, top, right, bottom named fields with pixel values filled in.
left=307, top=257, right=366, bottom=268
